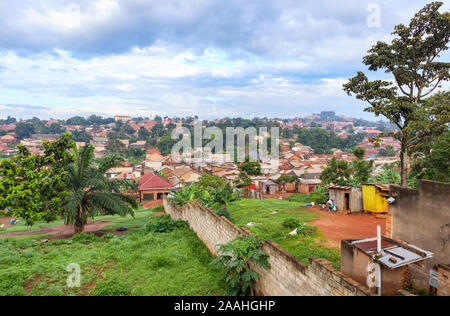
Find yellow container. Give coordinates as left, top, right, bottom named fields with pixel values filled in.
left=362, top=184, right=389, bottom=213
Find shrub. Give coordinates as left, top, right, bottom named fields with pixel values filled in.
left=287, top=194, right=311, bottom=204
left=71, top=233, right=97, bottom=243
left=144, top=215, right=188, bottom=233
left=282, top=218, right=300, bottom=230
left=151, top=205, right=165, bottom=213
left=296, top=223, right=317, bottom=237
left=167, top=182, right=198, bottom=206
left=92, top=279, right=131, bottom=296
left=214, top=207, right=233, bottom=223
left=310, top=185, right=329, bottom=205
left=168, top=180, right=241, bottom=211
left=212, top=235, right=270, bottom=296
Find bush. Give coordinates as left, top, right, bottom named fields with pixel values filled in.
left=151, top=205, right=165, bottom=213
left=215, top=207, right=233, bottom=223
left=92, top=279, right=131, bottom=296
left=287, top=194, right=311, bottom=204
left=310, top=186, right=328, bottom=205
left=212, top=235, right=270, bottom=296
left=296, top=223, right=317, bottom=237
left=71, top=233, right=97, bottom=243
left=144, top=215, right=188, bottom=233
left=282, top=218, right=300, bottom=230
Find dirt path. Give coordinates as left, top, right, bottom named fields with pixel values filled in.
left=0, top=221, right=113, bottom=239
left=308, top=207, right=386, bottom=249
left=0, top=217, right=13, bottom=228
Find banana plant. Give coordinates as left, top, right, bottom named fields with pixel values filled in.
left=167, top=182, right=199, bottom=206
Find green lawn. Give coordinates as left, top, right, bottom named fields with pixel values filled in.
left=228, top=198, right=340, bottom=268
left=0, top=206, right=164, bottom=235
left=0, top=206, right=228, bottom=296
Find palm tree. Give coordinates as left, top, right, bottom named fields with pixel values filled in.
left=64, top=145, right=137, bottom=234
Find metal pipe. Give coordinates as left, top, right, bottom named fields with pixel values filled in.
left=377, top=225, right=381, bottom=253
left=378, top=264, right=381, bottom=296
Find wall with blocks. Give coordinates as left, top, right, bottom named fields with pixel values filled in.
left=163, top=199, right=372, bottom=296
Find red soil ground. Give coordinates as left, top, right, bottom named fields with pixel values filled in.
left=0, top=217, right=13, bottom=228
left=308, top=206, right=386, bottom=249
left=0, top=221, right=113, bottom=239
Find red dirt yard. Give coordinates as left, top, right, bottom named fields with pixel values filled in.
left=308, top=207, right=386, bottom=249
left=0, top=221, right=113, bottom=238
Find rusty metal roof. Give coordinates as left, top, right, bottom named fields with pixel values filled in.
left=351, top=237, right=434, bottom=269
left=328, top=185, right=353, bottom=190
left=354, top=239, right=394, bottom=253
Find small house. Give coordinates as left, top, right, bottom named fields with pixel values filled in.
left=328, top=185, right=363, bottom=213
left=259, top=180, right=279, bottom=195
left=138, top=172, right=174, bottom=207
left=298, top=179, right=321, bottom=194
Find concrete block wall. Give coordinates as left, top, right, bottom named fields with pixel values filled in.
left=389, top=180, right=450, bottom=292
left=163, top=199, right=371, bottom=296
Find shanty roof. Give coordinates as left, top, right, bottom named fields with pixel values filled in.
left=261, top=180, right=277, bottom=186
left=301, top=179, right=322, bottom=185
left=138, top=172, right=174, bottom=190
left=351, top=237, right=433, bottom=269
left=328, top=185, right=353, bottom=190
left=363, top=183, right=391, bottom=190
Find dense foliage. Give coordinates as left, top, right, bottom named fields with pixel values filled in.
left=236, top=161, right=262, bottom=187
left=410, top=128, right=450, bottom=184
left=310, top=186, right=329, bottom=205
left=344, top=2, right=450, bottom=186
left=320, top=148, right=374, bottom=186
left=0, top=209, right=227, bottom=296
left=64, top=145, right=137, bottom=233
left=212, top=235, right=270, bottom=296
left=167, top=179, right=241, bottom=221
left=144, top=215, right=188, bottom=233
left=0, top=134, right=74, bottom=225
left=295, top=127, right=365, bottom=154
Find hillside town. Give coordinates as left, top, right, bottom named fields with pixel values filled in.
left=0, top=1, right=448, bottom=301
left=0, top=111, right=401, bottom=198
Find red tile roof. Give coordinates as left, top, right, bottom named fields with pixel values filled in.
left=138, top=172, right=174, bottom=190
left=146, top=148, right=161, bottom=155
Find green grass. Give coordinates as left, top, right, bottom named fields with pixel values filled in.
left=0, top=226, right=228, bottom=296
left=228, top=198, right=340, bottom=268
left=0, top=207, right=158, bottom=235
left=286, top=194, right=313, bottom=204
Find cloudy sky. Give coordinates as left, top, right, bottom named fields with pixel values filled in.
left=0, top=0, right=448, bottom=120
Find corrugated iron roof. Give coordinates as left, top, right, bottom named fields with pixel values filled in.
left=328, top=185, right=353, bottom=190
left=351, top=237, right=434, bottom=269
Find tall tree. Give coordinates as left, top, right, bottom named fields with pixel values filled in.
left=138, top=126, right=151, bottom=140
left=343, top=2, right=449, bottom=186
left=14, top=122, right=35, bottom=139
left=320, top=148, right=374, bottom=186
left=410, top=127, right=450, bottom=183
left=320, top=158, right=352, bottom=186
left=351, top=148, right=374, bottom=185
left=64, top=145, right=137, bottom=234
left=0, top=134, right=74, bottom=224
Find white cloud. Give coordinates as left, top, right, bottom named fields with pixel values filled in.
left=0, top=0, right=448, bottom=120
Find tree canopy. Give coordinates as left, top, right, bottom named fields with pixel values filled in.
left=344, top=2, right=449, bottom=186
left=0, top=134, right=74, bottom=225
